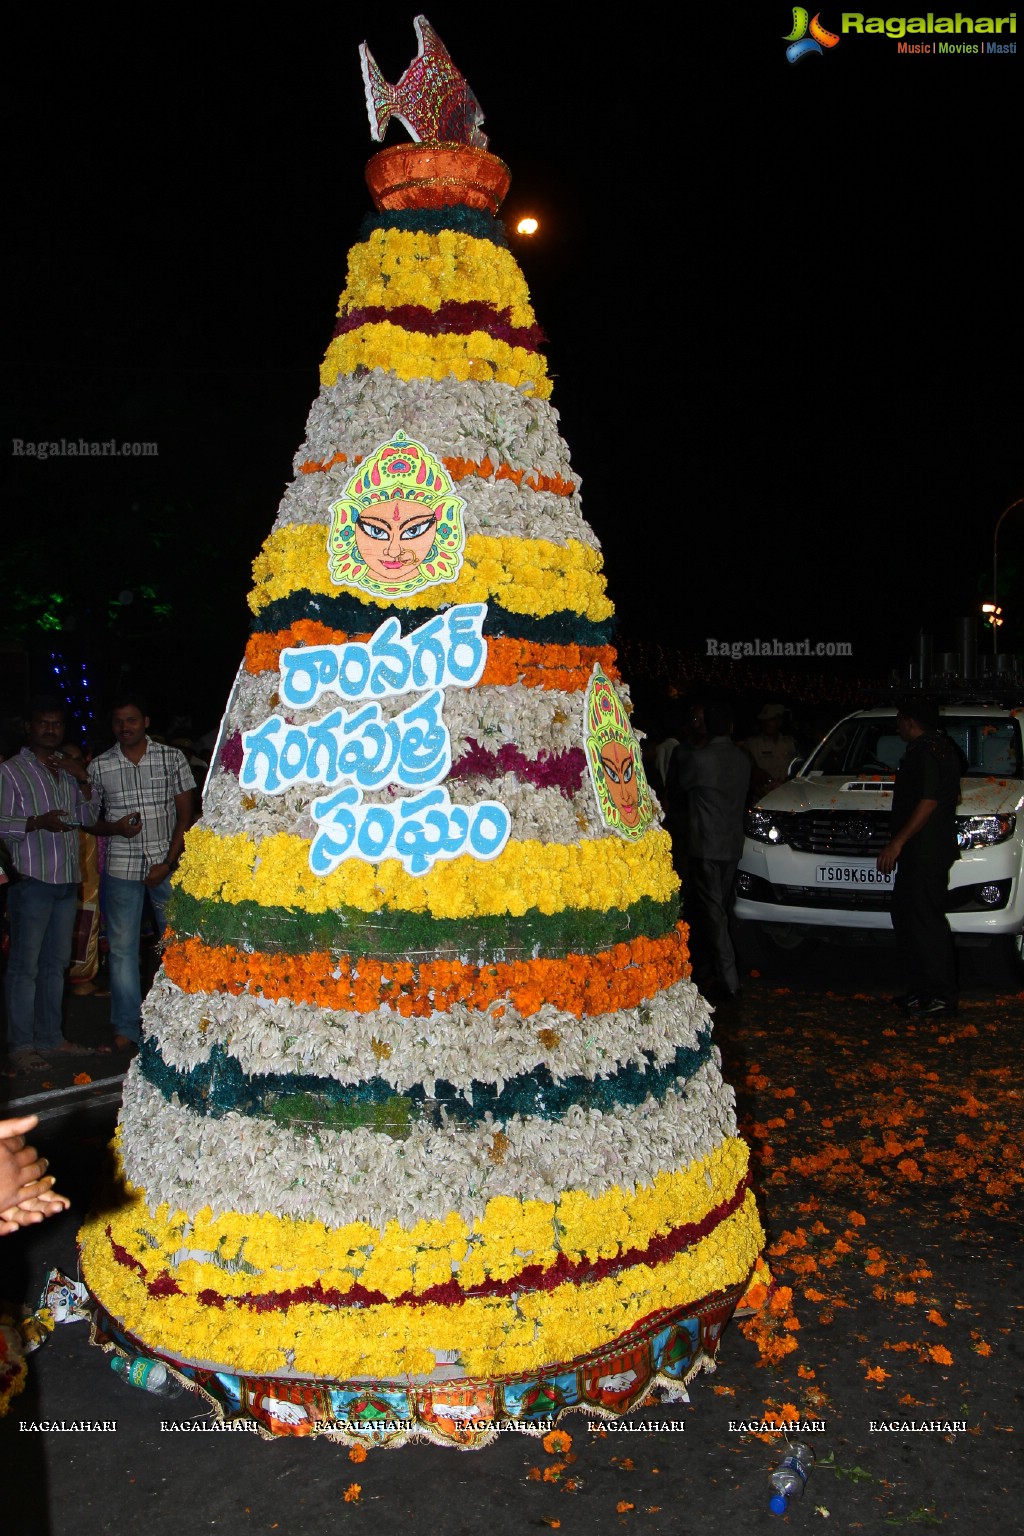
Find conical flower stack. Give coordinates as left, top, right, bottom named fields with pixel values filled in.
left=80, top=17, right=764, bottom=1446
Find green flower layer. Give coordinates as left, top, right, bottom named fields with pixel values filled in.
left=167, top=891, right=680, bottom=962
left=137, top=1030, right=715, bottom=1134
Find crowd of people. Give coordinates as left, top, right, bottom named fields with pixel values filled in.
left=643, top=692, right=961, bottom=1017
left=0, top=694, right=205, bottom=1076
left=643, top=697, right=803, bottom=1004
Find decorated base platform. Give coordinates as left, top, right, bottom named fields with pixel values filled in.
left=87, top=1282, right=746, bottom=1447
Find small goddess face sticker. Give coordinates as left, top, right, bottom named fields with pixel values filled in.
left=328, top=431, right=466, bottom=600
left=584, top=666, right=654, bottom=842
left=354, top=500, right=441, bottom=585
left=599, top=740, right=640, bottom=826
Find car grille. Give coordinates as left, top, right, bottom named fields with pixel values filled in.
left=774, top=810, right=892, bottom=855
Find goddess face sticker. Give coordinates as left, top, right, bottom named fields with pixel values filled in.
left=584, top=666, right=654, bottom=841
left=328, top=431, right=466, bottom=598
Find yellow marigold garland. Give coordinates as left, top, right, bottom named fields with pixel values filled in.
left=320, top=326, right=552, bottom=398
left=176, top=826, right=679, bottom=919
left=80, top=1184, right=763, bottom=1379
left=83, top=1139, right=750, bottom=1300
left=248, top=527, right=611, bottom=619
left=338, top=229, right=537, bottom=324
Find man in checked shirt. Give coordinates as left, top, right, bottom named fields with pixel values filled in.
left=89, top=694, right=198, bottom=1053
left=0, top=697, right=102, bottom=1072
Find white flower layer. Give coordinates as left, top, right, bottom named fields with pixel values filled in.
left=221, top=675, right=592, bottom=757
left=146, top=972, right=711, bottom=1094
left=272, top=457, right=594, bottom=550
left=296, top=374, right=577, bottom=487
left=119, top=1058, right=737, bottom=1231
left=201, top=765, right=595, bottom=846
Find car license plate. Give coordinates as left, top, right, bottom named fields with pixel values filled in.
left=815, top=861, right=893, bottom=888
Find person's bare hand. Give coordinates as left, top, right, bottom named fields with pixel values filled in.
left=145, top=861, right=170, bottom=888
left=1, top=1173, right=69, bottom=1220
left=0, top=1115, right=48, bottom=1212
left=31, top=808, right=70, bottom=833
left=115, top=815, right=143, bottom=839
left=877, top=841, right=902, bottom=874
left=47, top=753, right=89, bottom=785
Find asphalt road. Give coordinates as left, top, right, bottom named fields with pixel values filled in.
left=1, top=944, right=1021, bottom=1535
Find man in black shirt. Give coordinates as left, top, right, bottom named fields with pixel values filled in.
left=876, top=696, right=961, bottom=1017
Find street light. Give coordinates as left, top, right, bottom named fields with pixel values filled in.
left=991, top=494, right=1024, bottom=658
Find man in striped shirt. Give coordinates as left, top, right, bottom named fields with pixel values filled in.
left=0, top=698, right=101, bottom=1071
left=88, top=695, right=198, bottom=1052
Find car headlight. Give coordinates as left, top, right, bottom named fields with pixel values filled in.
left=745, top=808, right=788, bottom=844
left=955, top=813, right=1016, bottom=850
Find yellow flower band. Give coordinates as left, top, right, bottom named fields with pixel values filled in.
left=80, top=1193, right=762, bottom=1379
left=320, top=326, right=553, bottom=398
left=161, top=926, right=689, bottom=1019
left=243, top=623, right=618, bottom=692
left=82, top=1138, right=751, bottom=1301
left=248, top=526, right=612, bottom=620
left=338, top=229, right=537, bottom=324
left=176, top=825, right=680, bottom=920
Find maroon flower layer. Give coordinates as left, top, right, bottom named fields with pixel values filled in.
left=333, top=301, right=546, bottom=351
left=106, top=1172, right=751, bottom=1314
left=447, top=741, right=586, bottom=799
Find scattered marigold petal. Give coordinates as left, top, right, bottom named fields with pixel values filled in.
left=928, top=1345, right=953, bottom=1365
left=543, top=1430, right=572, bottom=1455
left=894, top=1291, right=917, bottom=1305
left=343, top=1484, right=361, bottom=1503
left=865, top=1366, right=890, bottom=1383
left=348, top=1445, right=367, bottom=1463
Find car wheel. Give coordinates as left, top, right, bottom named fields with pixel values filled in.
left=970, top=932, right=1024, bottom=989
left=731, top=920, right=818, bottom=978
left=761, top=923, right=819, bottom=956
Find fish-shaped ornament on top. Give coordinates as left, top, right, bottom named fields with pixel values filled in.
left=360, top=14, right=488, bottom=148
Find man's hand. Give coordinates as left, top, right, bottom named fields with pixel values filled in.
left=145, top=861, right=171, bottom=888
left=877, top=840, right=902, bottom=875
left=0, top=1115, right=69, bottom=1234
left=30, top=808, right=70, bottom=833
left=114, top=814, right=143, bottom=838
left=46, top=752, right=89, bottom=785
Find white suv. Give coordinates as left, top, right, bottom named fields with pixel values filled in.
left=734, top=702, right=1024, bottom=984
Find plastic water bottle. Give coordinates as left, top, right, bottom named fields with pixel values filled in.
left=768, top=1442, right=815, bottom=1515
left=110, top=1353, right=181, bottom=1396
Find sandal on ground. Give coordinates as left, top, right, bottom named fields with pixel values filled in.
left=49, top=1040, right=96, bottom=1057
left=10, top=1050, right=50, bottom=1073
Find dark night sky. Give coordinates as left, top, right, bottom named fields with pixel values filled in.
left=2, top=5, right=1020, bottom=732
